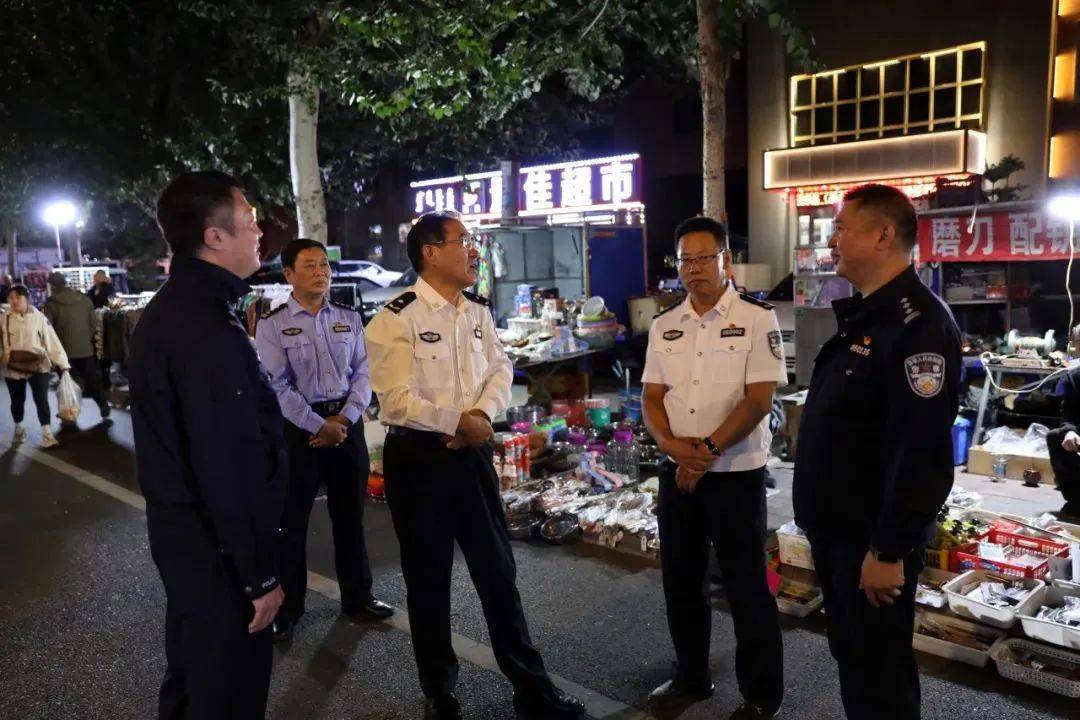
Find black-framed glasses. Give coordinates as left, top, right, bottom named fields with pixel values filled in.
left=675, top=252, right=721, bottom=268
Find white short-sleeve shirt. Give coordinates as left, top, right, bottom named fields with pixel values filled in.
left=642, top=283, right=787, bottom=472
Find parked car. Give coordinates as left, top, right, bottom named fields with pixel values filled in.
left=360, top=268, right=417, bottom=323
left=333, top=259, right=402, bottom=288
left=765, top=274, right=796, bottom=381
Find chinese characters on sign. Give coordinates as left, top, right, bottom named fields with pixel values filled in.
left=918, top=209, right=1074, bottom=262
left=411, top=154, right=643, bottom=222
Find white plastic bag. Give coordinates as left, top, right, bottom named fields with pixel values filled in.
left=57, top=371, right=82, bottom=422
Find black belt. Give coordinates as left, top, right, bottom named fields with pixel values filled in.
left=386, top=425, right=444, bottom=440
left=310, top=398, right=349, bottom=417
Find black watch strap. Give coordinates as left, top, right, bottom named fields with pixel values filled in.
left=870, top=546, right=901, bottom=563
left=701, top=437, right=722, bottom=457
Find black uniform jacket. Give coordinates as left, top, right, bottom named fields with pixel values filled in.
left=129, top=257, right=287, bottom=599
left=794, top=265, right=961, bottom=557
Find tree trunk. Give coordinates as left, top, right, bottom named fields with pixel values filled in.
left=696, top=0, right=731, bottom=220
left=288, top=65, right=328, bottom=245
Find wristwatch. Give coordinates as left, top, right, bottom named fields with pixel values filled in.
left=869, top=546, right=902, bottom=563
left=701, top=436, right=723, bottom=457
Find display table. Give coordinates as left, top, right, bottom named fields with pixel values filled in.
left=512, top=347, right=607, bottom=406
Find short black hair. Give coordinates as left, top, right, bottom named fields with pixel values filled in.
left=674, top=216, right=728, bottom=250
left=156, top=171, right=243, bottom=258
left=281, top=238, right=327, bottom=269
left=843, top=183, right=918, bottom=249
left=8, top=284, right=29, bottom=299
left=406, top=211, right=460, bottom=272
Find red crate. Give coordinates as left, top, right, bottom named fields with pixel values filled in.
left=951, top=529, right=1069, bottom=580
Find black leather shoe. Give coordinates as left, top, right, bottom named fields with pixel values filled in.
left=729, top=702, right=780, bottom=719
left=513, top=687, right=585, bottom=719
left=271, top=618, right=294, bottom=643
left=648, top=678, right=715, bottom=708
left=343, top=598, right=394, bottom=622
left=423, top=693, right=462, bottom=720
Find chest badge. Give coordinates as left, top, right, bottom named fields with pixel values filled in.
left=662, top=329, right=684, bottom=341
left=863, top=336, right=872, bottom=345
left=720, top=326, right=746, bottom=338
left=767, top=330, right=783, bottom=360
left=849, top=343, right=871, bottom=357
left=474, top=326, right=483, bottom=340
left=282, top=327, right=302, bottom=336
left=332, top=322, right=351, bottom=334
left=419, top=331, right=441, bottom=343
left=904, top=353, right=946, bottom=398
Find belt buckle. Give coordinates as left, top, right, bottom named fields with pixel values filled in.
left=326, top=401, right=342, bottom=414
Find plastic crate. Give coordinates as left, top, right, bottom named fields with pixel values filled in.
left=913, top=611, right=1006, bottom=667
left=952, top=529, right=1069, bottom=580
left=943, top=570, right=1044, bottom=629
left=1018, top=585, right=1080, bottom=650
left=990, top=638, right=1080, bottom=698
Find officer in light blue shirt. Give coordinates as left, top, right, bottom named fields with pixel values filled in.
left=255, top=238, right=393, bottom=642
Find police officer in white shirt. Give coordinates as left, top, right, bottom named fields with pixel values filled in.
left=365, top=211, right=585, bottom=720
left=642, top=217, right=786, bottom=720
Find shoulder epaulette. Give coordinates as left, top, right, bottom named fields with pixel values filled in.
left=385, top=291, right=417, bottom=315
left=738, top=292, right=774, bottom=311
left=329, top=299, right=361, bottom=315
left=653, top=302, right=681, bottom=319
left=261, top=303, right=287, bottom=320
left=462, top=290, right=491, bottom=307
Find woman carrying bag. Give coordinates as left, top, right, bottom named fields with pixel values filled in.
left=1, top=285, right=71, bottom=447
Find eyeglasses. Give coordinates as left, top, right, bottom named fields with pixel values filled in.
left=676, top=252, right=721, bottom=268
left=430, top=233, right=479, bottom=251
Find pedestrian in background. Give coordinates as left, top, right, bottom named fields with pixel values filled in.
left=87, top=269, right=116, bottom=309
left=794, top=184, right=961, bottom=720
left=44, top=271, right=109, bottom=422
left=1, top=284, right=70, bottom=448
left=129, top=171, right=287, bottom=720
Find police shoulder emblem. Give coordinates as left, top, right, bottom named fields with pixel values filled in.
left=282, top=327, right=302, bottom=336
left=419, top=331, right=441, bottom=343
left=662, top=329, right=684, bottom=341
left=767, top=330, right=783, bottom=360
left=904, top=353, right=945, bottom=398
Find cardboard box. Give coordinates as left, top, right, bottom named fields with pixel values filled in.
left=966, top=446, right=1055, bottom=485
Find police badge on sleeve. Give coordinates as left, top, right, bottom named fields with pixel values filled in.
left=904, top=353, right=945, bottom=398
left=767, top=330, right=783, bottom=360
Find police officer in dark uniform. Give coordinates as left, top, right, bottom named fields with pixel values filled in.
left=794, top=184, right=961, bottom=720
left=256, top=238, right=392, bottom=641
left=366, top=212, right=585, bottom=720
left=129, top=171, right=287, bottom=720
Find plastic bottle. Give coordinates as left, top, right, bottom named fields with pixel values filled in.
left=613, top=429, right=640, bottom=481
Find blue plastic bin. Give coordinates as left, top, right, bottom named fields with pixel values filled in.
left=952, top=416, right=972, bottom=466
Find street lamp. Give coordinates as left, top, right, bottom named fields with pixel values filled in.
left=1048, top=192, right=1080, bottom=356
left=42, top=200, right=77, bottom=266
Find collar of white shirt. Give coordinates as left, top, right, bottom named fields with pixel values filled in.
left=415, top=276, right=467, bottom=314
left=679, top=282, right=737, bottom=322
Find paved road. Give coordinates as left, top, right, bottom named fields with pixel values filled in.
left=0, top=386, right=1074, bottom=719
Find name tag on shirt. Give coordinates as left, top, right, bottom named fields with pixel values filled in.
left=332, top=322, right=351, bottom=333
left=720, top=327, right=746, bottom=338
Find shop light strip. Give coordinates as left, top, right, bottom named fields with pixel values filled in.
left=518, top=201, right=644, bottom=217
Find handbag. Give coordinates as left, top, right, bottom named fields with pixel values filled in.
left=5, top=314, right=47, bottom=374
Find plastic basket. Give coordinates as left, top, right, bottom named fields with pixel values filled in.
left=952, top=529, right=1069, bottom=580
left=1018, top=585, right=1080, bottom=650
left=990, top=638, right=1080, bottom=698
left=913, top=611, right=1006, bottom=667
left=943, top=570, right=1044, bottom=629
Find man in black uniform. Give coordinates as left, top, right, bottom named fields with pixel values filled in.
left=794, top=184, right=961, bottom=720
left=129, top=171, right=287, bottom=720
left=1047, top=356, right=1080, bottom=519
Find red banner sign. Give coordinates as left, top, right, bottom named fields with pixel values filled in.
left=918, top=207, right=1074, bottom=262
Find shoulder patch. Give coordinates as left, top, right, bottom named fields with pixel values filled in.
left=261, top=303, right=287, bottom=320
left=462, top=290, right=491, bottom=307
left=384, top=292, right=417, bottom=315
left=653, top=302, right=681, bottom=319
left=738, top=292, right=774, bottom=311
left=329, top=299, right=360, bottom=315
